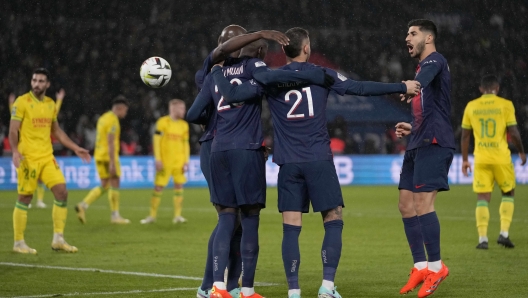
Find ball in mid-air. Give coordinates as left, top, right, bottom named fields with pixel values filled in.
left=140, top=57, right=172, bottom=88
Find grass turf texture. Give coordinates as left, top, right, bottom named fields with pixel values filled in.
left=1, top=185, right=527, bottom=297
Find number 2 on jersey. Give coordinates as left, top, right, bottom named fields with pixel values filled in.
left=216, top=78, right=242, bottom=111
left=285, top=87, right=314, bottom=119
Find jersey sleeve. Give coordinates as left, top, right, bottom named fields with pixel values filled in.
left=10, top=97, right=26, bottom=121
left=187, top=75, right=215, bottom=123
left=183, top=121, right=190, bottom=162
left=461, top=103, right=473, bottom=129
left=505, top=101, right=517, bottom=127
left=211, top=66, right=263, bottom=103
left=195, top=51, right=214, bottom=89
left=415, top=60, right=442, bottom=88
left=324, top=67, right=406, bottom=96
left=153, top=118, right=164, bottom=161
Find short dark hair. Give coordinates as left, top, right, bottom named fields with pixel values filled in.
left=480, top=75, right=500, bottom=89
left=33, top=68, right=51, bottom=81
left=408, top=19, right=438, bottom=41
left=284, top=27, right=309, bottom=58
left=112, top=95, right=129, bottom=107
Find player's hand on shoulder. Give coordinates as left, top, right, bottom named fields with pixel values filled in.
left=56, top=88, right=66, bottom=101
left=155, top=160, right=163, bottom=172
left=395, top=122, right=412, bottom=138
left=8, top=93, right=15, bottom=105
left=258, top=30, right=289, bottom=45
left=74, top=147, right=91, bottom=163
left=520, top=152, right=527, bottom=166
left=461, top=160, right=472, bottom=177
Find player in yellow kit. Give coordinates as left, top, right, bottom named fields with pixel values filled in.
left=9, top=68, right=91, bottom=254
left=140, top=99, right=190, bottom=224
left=75, top=96, right=130, bottom=224
left=9, top=89, right=65, bottom=209
left=461, top=75, right=526, bottom=249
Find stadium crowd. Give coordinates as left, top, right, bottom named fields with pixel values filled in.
left=1, top=0, right=527, bottom=155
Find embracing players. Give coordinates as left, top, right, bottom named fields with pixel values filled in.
left=9, top=68, right=91, bottom=254
left=461, top=75, right=526, bottom=249
left=212, top=27, right=420, bottom=298
left=395, top=19, right=453, bottom=297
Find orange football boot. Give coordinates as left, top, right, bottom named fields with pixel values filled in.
left=400, top=267, right=428, bottom=295
left=210, top=285, right=232, bottom=298
left=418, top=263, right=449, bottom=298
left=240, top=292, right=265, bottom=298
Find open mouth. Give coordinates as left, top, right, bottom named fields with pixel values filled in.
left=407, top=44, right=414, bottom=53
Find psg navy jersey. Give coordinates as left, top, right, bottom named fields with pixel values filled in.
left=407, top=52, right=455, bottom=150
left=266, top=62, right=349, bottom=165
left=207, top=57, right=265, bottom=152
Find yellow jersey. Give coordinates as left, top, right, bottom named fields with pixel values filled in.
left=153, top=116, right=189, bottom=166
left=10, top=92, right=57, bottom=162
left=461, top=94, right=517, bottom=164
left=10, top=98, right=62, bottom=116
left=94, top=111, right=120, bottom=161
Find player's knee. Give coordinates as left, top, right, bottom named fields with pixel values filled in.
left=398, top=201, right=415, bottom=216
left=322, top=206, right=342, bottom=222
left=240, top=205, right=261, bottom=217
left=18, top=195, right=33, bottom=205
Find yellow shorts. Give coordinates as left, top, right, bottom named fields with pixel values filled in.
left=17, top=158, right=65, bottom=195
left=154, top=164, right=186, bottom=187
left=95, top=159, right=121, bottom=179
left=473, top=163, right=516, bottom=193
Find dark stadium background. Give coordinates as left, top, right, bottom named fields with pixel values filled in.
left=1, top=0, right=526, bottom=156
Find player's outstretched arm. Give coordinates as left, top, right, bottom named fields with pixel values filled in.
left=8, top=120, right=22, bottom=168
left=186, top=87, right=213, bottom=124
left=252, top=66, right=334, bottom=88
left=51, top=121, right=91, bottom=163
left=212, top=66, right=262, bottom=103
left=461, top=128, right=473, bottom=176
left=507, top=125, right=526, bottom=165
left=211, top=30, right=289, bottom=63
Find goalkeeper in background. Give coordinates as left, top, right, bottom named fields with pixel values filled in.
left=8, top=88, right=65, bottom=209
left=140, top=99, right=190, bottom=224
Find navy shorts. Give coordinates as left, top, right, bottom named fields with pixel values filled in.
left=200, top=139, right=213, bottom=187
left=278, top=160, right=344, bottom=213
left=398, top=144, right=454, bottom=193
left=210, top=149, right=266, bottom=208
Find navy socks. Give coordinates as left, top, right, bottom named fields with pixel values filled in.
left=282, top=224, right=302, bottom=289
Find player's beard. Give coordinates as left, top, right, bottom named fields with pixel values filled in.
left=32, top=87, right=44, bottom=97
left=413, top=39, right=426, bottom=58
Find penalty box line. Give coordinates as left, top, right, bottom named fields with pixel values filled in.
left=1, top=287, right=197, bottom=298
left=0, top=262, right=279, bottom=286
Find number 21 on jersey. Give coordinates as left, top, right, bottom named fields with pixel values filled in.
left=285, top=87, right=314, bottom=119
left=216, top=78, right=243, bottom=112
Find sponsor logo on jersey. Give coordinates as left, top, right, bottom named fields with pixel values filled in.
left=254, top=61, right=267, bottom=67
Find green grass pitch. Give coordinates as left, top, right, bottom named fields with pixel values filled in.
left=1, top=185, right=527, bottom=297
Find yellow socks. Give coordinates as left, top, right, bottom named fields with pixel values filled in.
left=52, top=200, right=68, bottom=234
left=150, top=191, right=162, bottom=218
left=476, top=200, right=489, bottom=239
left=36, top=184, right=45, bottom=202
left=500, top=196, right=514, bottom=234
left=83, top=186, right=106, bottom=206
left=109, top=188, right=120, bottom=212
left=173, top=189, right=184, bottom=218
left=13, top=202, right=28, bottom=241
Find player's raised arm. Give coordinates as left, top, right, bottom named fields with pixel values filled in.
left=51, top=121, right=91, bottom=163
left=8, top=93, right=15, bottom=111
left=211, top=30, right=289, bottom=63
left=251, top=64, right=334, bottom=88
left=55, top=88, right=65, bottom=115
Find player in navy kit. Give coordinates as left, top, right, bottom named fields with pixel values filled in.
left=194, top=26, right=291, bottom=298
left=188, top=36, right=333, bottom=298
left=395, top=20, right=454, bottom=298
left=212, top=27, right=420, bottom=298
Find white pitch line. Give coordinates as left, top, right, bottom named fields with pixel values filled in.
left=0, top=262, right=279, bottom=287
left=1, top=287, right=196, bottom=298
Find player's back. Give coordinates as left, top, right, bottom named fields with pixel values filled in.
left=408, top=52, right=455, bottom=150
left=12, top=92, right=56, bottom=161
left=210, top=57, right=264, bottom=152
left=266, top=62, right=335, bottom=165
left=157, top=115, right=189, bottom=163
left=462, top=94, right=516, bottom=164
left=94, top=111, right=120, bottom=161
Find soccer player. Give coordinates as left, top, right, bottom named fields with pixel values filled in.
left=194, top=26, right=289, bottom=298
left=461, top=75, right=526, bottom=249
left=75, top=96, right=130, bottom=224
left=9, top=68, right=91, bottom=254
left=394, top=19, right=454, bottom=297
left=212, top=27, right=420, bottom=298
left=140, top=99, right=190, bottom=224
left=187, top=36, right=333, bottom=298
left=9, top=89, right=65, bottom=208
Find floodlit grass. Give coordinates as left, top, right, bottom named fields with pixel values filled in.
left=1, top=185, right=527, bottom=297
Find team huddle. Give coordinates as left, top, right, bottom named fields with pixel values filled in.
left=8, top=18, right=525, bottom=298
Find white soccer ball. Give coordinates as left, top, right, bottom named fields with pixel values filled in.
left=140, top=57, right=172, bottom=88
